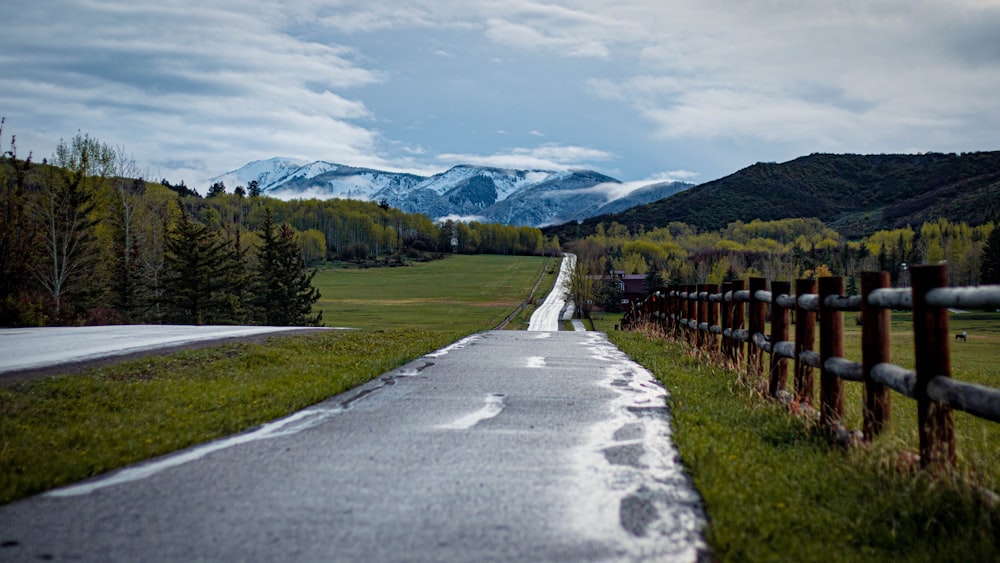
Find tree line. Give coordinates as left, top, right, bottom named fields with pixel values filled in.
left=1, top=127, right=323, bottom=327
left=0, top=124, right=554, bottom=327
left=566, top=216, right=1000, bottom=317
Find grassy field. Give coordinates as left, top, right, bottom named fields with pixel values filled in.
left=596, top=312, right=1000, bottom=561
left=313, top=254, right=549, bottom=331
left=0, top=255, right=551, bottom=505
left=838, top=311, right=1000, bottom=479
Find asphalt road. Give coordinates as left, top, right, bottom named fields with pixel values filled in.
left=528, top=253, right=576, bottom=332
left=0, top=330, right=707, bottom=562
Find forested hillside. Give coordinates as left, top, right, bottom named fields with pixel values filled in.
left=0, top=129, right=554, bottom=327
left=546, top=152, right=1000, bottom=241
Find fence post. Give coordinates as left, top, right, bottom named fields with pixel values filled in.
left=695, top=284, right=707, bottom=350
left=659, top=287, right=669, bottom=333
left=911, top=265, right=956, bottom=468
left=731, top=279, right=746, bottom=367
left=707, top=283, right=720, bottom=354
left=686, top=284, right=697, bottom=347
left=652, top=288, right=663, bottom=332
left=720, top=282, right=733, bottom=359
left=794, top=278, right=816, bottom=407
left=819, top=276, right=845, bottom=431
left=748, top=277, right=768, bottom=383
left=674, top=285, right=683, bottom=340
left=861, top=271, right=892, bottom=440
left=769, top=281, right=791, bottom=398
left=666, top=285, right=676, bottom=337
left=673, top=284, right=684, bottom=340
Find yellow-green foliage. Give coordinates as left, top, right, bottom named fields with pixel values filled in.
left=567, top=216, right=997, bottom=287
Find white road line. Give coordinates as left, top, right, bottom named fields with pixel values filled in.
left=48, top=405, right=345, bottom=497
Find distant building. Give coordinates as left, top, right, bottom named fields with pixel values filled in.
left=589, top=270, right=648, bottom=310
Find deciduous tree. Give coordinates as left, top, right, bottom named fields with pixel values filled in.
left=33, top=133, right=112, bottom=318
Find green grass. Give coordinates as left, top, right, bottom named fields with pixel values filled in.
left=837, top=311, right=1000, bottom=480
left=597, top=315, right=1000, bottom=562
left=1, top=254, right=552, bottom=505
left=0, top=329, right=461, bottom=504
left=313, top=254, right=549, bottom=331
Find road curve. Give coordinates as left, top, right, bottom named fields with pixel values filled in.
left=0, top=330, right=707, bottom=562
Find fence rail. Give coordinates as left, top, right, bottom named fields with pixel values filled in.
left=621, top=264, right=1000, bottom=468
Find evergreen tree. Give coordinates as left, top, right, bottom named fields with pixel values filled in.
left=161, top=203, right=236, bottom=324
left=247, top=180, right=261, bottom=198
left=253, top=208, right=322, bottom=326
left=597, top=273, right=624, bottom=312
left=223, top=229, right=253, bottom=323
left=723, top=265, right=741, bottom=283
left=644, top=262, right=665, bottom=294
left=206, top=181, right=226, bottom=198
left=980, top=222, right=1000, bottom=284
left=0, top=121, right=42, bottom=325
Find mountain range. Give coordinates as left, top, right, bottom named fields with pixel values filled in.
left=207, top=158, right=692, bottom=227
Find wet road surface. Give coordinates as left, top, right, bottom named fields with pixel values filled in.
left=528, top=253, right=575, bottom=332
left=0, top=330, right=706, bottom=562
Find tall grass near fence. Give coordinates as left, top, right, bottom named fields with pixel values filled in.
left=602, top=324, right=1000, bottom=562
left=623, top=266, right=1000, bottom=477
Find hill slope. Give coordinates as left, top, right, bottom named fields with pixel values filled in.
left=545, top=152, right=1000, bottom=239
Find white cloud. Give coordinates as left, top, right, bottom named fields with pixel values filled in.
left=3, top=0, right=999, bottom=189
left=485, top=18, right=611, bottom=58
left=0, top=0, right=393, bottom=186
left=569, top=169, right=698, bottom=201
left=581, top=0, right=1000, bottom=155
left=435, top=213, right=489, bottom=224
left=437, top=144, right=614, bottom=170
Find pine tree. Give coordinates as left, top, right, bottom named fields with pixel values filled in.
left=980, top=222, right=1000, bottom=284
left=723, top=265, right=741, bottom=283
left=161, top=203, right=236, bottom=325
left=0, top=121, right=42, bottom=325
left=253, top=208, right=322, bottom=326
left=644, top=262, right=665, bottom=294
left=206, top=181, right=226, bottom=198
left=247, top=180, right=261, bottom=198
left=222, top=229, right=253, bottom=323
left=597, top=274, right=624, bottom=312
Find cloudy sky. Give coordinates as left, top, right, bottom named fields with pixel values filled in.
left=2, top=0, right=998, bottom=189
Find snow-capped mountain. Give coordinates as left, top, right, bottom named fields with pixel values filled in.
left=206, top=159, right=692, bottom=227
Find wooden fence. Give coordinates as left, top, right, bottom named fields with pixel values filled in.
left=621, top=264, right=1000, bottom=468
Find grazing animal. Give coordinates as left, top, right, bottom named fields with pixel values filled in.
left=955, top=331, right=968, bottom=342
